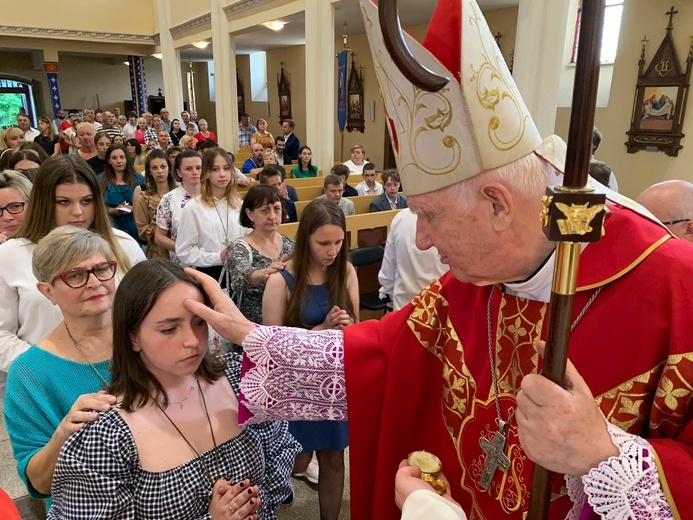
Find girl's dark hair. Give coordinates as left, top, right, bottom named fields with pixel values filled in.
left=239, top=185, right=281, bottom=228
left=102, top=144, right=137, bottom=188
left=8, top=150, right=42, bottom=170
left=175, top=149, right=200, bottom=173
left=143, top=149, right=176, bottom=195
left=14, top=155, right=132, bottom=272
left=108, top=259, right=225, bottom=411
left=297, top=145, right=314, bottom=174
left=16, top=141, right=49, bottom=162
left=285, top=199, right=353, bottom=328
left=126, top=139, right=142, bottom=155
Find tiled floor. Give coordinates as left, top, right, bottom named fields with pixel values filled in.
left=0, top=370, right=350, bottom=519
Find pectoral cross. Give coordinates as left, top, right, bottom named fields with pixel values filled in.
left=479, top=422, right=511, bottom=491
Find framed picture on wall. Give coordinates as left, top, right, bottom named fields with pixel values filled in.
left=346, top=53, right=365, bottom=133
left=625, top=12, right=692, bottom=157
left=277, top=62, right=292, bottom=122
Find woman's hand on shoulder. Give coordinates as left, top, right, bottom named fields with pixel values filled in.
left=209, top=479, right=261, bottom=520
left=55, top=390, right=116, bottom=442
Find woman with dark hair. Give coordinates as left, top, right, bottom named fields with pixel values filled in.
left=289, top=146, right=318, bottom=178
left=262, top=198, right=358, bottom=520
left=155, top=150, right=202, bottom=263
left=169, top=118, right=185, bottom=146
left=47, top=259, right=298, bottom=519
left=35, top=116, right=60, bottom=157
left=133, top=150, right=176, bottom=259
left=100, top=144, right=146, bottom=243
left=125, top=138, right=146, bottom=167
left=176, top=148, right=249, bottom=284
left=16, top=140, right=50, bottom=162
left=5, top=227, right=117, bottom=504
left=7, top=149, right=41, bottom=174
left=86, top=132, right=111, bottom=175
left=227, top=185, right=293, bottom=326
left=0, top=155, right=145, bottom=371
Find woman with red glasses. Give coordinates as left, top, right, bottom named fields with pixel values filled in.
left=4, top=226, right=118, bottom=510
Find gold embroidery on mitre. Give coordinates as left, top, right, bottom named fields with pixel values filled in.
left=494, top=295, right=546, bottom=396
left=467, top=0, right=529, bottom=152
left=362, top=3, right=463, bottom=181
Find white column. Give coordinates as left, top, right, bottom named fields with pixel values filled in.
left=156, top=0, right=184, bottom=117
left=513, top=0, right=572, bottom=138
left=305, top=0, right=335, bottom=172
left=211, top=0, right=238, bottom=151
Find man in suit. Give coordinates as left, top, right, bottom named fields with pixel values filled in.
left=281, top=120, right=300, bottom=162
left=370, top=169, right=408, bottom=212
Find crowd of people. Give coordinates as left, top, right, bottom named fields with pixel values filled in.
left=0, top=102, right=414, bottom=519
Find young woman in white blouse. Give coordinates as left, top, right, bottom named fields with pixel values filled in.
left=176, top=147, right=249, bottom=286
left=154, top=150, right=201, bottom=264
left=0, top=155, right=145, bottom=372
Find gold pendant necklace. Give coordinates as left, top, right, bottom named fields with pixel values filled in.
left=64, top=323, right=110, bottom=387
left=156, top=378, right=222, bottom=487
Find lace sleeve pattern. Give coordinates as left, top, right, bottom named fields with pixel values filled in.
left=239, top=325, right=347, bottom=425
left=565, top=420, right=673, bottom=520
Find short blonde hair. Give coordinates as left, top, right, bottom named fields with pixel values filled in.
left=32, top=226, right=115, bottom=283
left=0, top=169, right=32, bottom=199
left=351, top=144, right=365, bottom=154
left=75, top=122, right=95, bottom=135
left=0, top=127, right=24, bottom=149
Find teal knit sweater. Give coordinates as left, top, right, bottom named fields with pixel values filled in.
left=4, top=346, right=110, bottom=500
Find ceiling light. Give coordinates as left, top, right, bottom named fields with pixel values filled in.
left=262, top=21, right=287, bottom=31
left=193, top=41, right=209, bottom=49
left=123, top=61, right=130, bottom=66
left=152, top=53, right=163, bottom=59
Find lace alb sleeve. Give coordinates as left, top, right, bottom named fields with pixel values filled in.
left=565, top=420, right=673, bottom=520
left=239, top=325, right=347, bottom=425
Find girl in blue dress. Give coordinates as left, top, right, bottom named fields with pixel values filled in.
left=263, top=198, right=359, bottom=519
left=100, top=144, right=146, bottom=244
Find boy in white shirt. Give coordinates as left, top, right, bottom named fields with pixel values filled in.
left=355, top=162, right=384, bottom=196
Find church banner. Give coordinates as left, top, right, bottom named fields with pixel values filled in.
left=337, top=50, right=348, bottom=132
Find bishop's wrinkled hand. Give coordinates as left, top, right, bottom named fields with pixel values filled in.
left=515, top=341, right=619, bottom=476
left=183, top=268, right=255, bottom=345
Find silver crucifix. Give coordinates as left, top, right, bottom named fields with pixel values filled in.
left=479, top=420, right=511, bottom=490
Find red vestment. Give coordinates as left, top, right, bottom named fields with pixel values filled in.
left=344, top=205, right=693, bottom=519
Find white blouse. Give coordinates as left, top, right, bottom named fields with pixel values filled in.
left=175, top=196, right=250, bottom=268
left=0, top=229, right=145, bottom=372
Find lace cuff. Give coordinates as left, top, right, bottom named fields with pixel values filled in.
left=239, top=325, right=347, bottom=425
left=565, top=421, right=673, bottom=519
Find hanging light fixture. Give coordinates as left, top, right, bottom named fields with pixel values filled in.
left=262, top=21, right=287, bottom=31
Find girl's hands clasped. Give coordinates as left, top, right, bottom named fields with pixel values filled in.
left=209, top=479, right=261, bottom=520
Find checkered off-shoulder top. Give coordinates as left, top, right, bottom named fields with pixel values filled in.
left=47, top=353, right=300, bottom=519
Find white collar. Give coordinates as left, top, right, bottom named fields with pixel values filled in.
left=503, top=251, right=556, bottom=303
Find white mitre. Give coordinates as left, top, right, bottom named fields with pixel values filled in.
left=360, top=0, right=565, bottom=196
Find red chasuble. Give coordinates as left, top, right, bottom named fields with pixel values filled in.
left=344, top=205, right=693, bottom=520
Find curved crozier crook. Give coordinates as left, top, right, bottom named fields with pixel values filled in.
left=378, top=0, right=450, bottom=92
